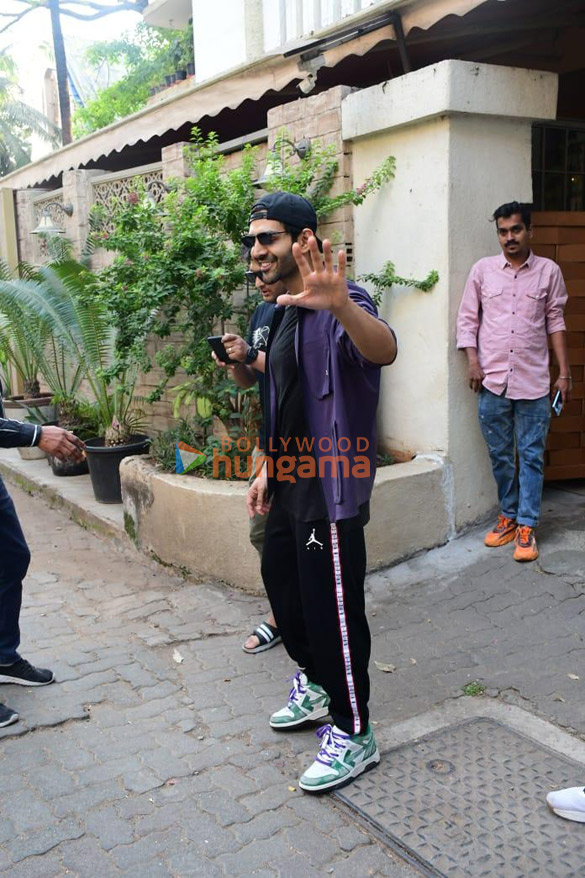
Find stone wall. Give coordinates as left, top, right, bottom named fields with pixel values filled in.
left=267, top=85, right=356, bottom=271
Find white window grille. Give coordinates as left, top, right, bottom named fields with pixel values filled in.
left=266, top=0, right=382, bottom=51
left=91, top=164, right=165, bottom=234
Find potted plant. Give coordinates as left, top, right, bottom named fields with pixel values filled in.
left=46, top=396, right=100, bottom=477
left=83, top=376, right=150, bottom=503
left=0, top=305, right=51, bottom=412
left=0, top=296, right=54, bottom=457
left=0, top=260, right=150, bottom=499
left=0, top=349, right=23, bottom=421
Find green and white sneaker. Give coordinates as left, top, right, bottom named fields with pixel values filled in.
left=270, top=670, right=330, bottom=729
left=299, top=723, right=380, bottom=793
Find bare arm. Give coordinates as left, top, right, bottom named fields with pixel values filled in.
left=230, top=362, right=260, bottom=389
left=550, top=330, right=572, bottom=402
left=463, top=347, right=485, bottom=393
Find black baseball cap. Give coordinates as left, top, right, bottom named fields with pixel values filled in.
left=249, top=191, right=319, bottom=235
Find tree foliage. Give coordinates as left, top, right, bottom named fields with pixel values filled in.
left=0, top=49, right=60, bottom=175
left=87, top=128, right=398, bottom=439
left=0, top=2, right=151, bottom=144
left=73, top=22, right=193, bottom=137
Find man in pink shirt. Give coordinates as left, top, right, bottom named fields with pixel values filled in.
left=457, top=202, right=571, bottom=561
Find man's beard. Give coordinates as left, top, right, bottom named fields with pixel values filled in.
left=262, top=253, right=297, bottom=285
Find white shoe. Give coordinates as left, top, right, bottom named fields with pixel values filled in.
left=546, top=786, right=585, bottom=822
left=299, top=723, right=380, bottom=793
left=269, top=670, right=330, bottom=729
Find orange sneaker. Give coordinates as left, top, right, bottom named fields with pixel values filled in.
left=484, top=514, right=518, bottom=547
left=513, top=526, right=538, bottom=562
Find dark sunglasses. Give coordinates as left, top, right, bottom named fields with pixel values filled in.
left=241, top=230, right=289, bottom=249
left=245, top=269, right=263, bottom=282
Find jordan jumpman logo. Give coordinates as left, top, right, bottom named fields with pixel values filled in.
left=306, top=528, right=324, bottom=550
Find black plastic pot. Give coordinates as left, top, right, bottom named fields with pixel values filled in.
left=186, top=62, right=195, bottom=76
left=175, top=68, right=187, bottom=81
left=48, top=454, right=89, bottom=477
left=85, top=435, right=150, bottom=504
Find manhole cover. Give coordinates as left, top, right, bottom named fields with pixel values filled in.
left=336, top=718, right=585, bottom=878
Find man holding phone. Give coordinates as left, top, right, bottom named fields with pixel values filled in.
left=457, top=201, right=570, bottom=562
left=211, top=266, right=284, bottom=654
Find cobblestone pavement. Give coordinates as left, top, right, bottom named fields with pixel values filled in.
left=1, top=487, right=417, bottom=878
left=1, top=481, right=584, bottom=877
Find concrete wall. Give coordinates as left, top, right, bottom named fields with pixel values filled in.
left=121, top=454, right=449, bottom=592
left=343, top=60, right=558, bottom=529
left=193, top=0, right=248, bottom=82
left=267, top=85, right=356, bottom=267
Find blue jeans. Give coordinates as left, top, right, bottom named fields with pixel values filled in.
left=478, top=389, right=551, bottom=528
left=0, top=475, right=30, bottom=664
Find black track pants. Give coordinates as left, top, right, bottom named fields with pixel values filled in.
left=261, top=498, right=371, bottom=735
left=0, top=475, right=30, bottom=664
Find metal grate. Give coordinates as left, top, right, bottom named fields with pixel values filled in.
left=336, top=718, right=585, bottom=878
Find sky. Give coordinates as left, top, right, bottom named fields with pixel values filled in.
left=1, top=1, right=142, bottom=156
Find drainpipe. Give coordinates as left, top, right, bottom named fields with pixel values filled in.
left=390, top=12, right=412, bottom=74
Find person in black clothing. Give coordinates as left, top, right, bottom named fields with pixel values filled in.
left=0, top=383, right=84, bottom=727
left=245, top=192, right=397, bottom=793
left=212, top=266, right=285, bottom=653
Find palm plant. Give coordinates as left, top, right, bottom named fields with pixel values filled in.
left=0, top=259, right=46, bottom=397
left=0, top=311, right=44, bottom=398
left=0, top=259, right=141, bottom=443
left=0, top=51, right=61, bottom=175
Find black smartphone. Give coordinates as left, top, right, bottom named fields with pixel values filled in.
left=552, top=389, right=563, bottom=417
left=207, top=336, right=237, bottom=364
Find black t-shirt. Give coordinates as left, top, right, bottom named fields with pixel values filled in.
left=268, top=306, right=326, bottom=522
left=247, top=302, right=275, bottom=449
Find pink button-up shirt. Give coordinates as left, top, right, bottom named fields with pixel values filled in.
left=457, top=252, right=568, bottom=399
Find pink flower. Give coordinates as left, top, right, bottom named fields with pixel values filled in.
left=127, top=192, right=140, bottom=205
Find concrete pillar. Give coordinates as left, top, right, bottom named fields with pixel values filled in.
left=0, top=189, right=19, bottom=272
left=342, top=60, right=558, bottom=531
left=193, top=0, right=246, bottom=82
left=62, top=169, right=95, bottom=256
left=14, top=188, right=44, bottom=265
left=162, top=142, right=191, bottom=183
left=244, top=0, right=264, bottom=63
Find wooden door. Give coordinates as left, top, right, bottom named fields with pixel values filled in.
left=532, top=211, right=585, bottom=480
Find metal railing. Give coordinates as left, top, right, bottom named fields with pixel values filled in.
left=272, top=0, right=382, bottom=48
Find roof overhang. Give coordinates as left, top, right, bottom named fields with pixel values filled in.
left=142, top=0, right=191, bottom=29
left=0, top=0, right=491, bottom=190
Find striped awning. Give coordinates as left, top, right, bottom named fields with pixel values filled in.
left=0, top=0, right=489, bottom=190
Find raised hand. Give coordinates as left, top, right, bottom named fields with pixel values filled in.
left=277, top=237, right=349, bottom=314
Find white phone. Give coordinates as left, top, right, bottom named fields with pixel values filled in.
left=552, top=389, right=563, bottom=417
